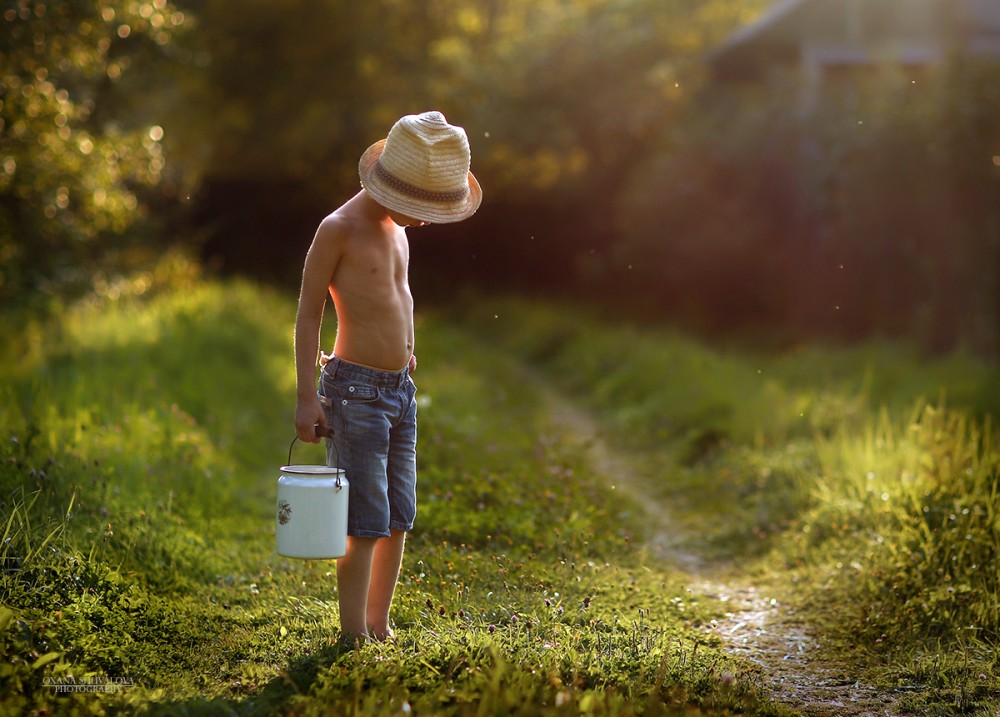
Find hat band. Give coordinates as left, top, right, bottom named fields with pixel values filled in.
left=374, top=160, right=469, bottom=204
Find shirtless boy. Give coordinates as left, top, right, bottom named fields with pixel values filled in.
left=293, top=112, right=481, bottom=643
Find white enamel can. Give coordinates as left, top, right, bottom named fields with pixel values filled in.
left=276, top=464, right=348, bottom=559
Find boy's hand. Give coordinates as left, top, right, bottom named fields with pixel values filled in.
left=408, top=354, right=417, bottom=373
left=295, top=395, right=327, bottom=443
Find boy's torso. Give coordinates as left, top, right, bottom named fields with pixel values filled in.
left=327, top=212, right=414, bottom=371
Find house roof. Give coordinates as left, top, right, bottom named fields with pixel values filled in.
left=709, top=0, right=811, bottom=61
left=709, top=0, right=1000, bottom=81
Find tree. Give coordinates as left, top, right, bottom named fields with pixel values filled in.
left=0, top=0, right=186, bottom=305
left=173, top=0, right=753, bottom=288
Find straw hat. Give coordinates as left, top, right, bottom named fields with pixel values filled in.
left=359, top=111, right=482, bottom=224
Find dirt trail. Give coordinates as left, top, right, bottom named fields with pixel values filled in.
left=539, top=387, right=904, bottom=717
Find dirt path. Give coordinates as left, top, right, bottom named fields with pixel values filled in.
left=539, top=386, right=904, bottom=717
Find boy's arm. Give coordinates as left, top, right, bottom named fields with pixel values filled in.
left=294, top=216, right=345, bottom=443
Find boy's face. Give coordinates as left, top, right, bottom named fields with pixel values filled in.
left=386, top=209, right=429, bottom=228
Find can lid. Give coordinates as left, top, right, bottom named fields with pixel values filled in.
left=280, top=465, right=346, bottom=476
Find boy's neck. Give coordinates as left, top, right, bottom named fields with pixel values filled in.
left=352, top=190, right=391, bottom=222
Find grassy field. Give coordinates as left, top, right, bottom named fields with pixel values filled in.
left=463, top=297, right=1000, bottom=714
left=2, top=269, right=998, bottom=715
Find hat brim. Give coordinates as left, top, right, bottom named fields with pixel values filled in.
left=358, top=139, right=482, bottom=224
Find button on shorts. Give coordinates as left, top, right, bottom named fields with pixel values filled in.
left=318, top=356, right=417, bottom=538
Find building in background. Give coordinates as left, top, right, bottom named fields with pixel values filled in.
left=709, top=0, right=1000, bottom=113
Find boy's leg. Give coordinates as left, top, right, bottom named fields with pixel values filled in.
left=366, top=529, right=406, bottom=639
left=320, top=360, right=416, bottom=642
left=368, top=380, right=415, bottom=639
left=336, top=536, right=378, bottom=639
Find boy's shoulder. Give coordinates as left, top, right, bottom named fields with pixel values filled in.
left=315, top=207, right=363, bottom=246
left=317, top=194, right=382, bottom=239
left=317, top=209, right=349, bottom=233
left=312, top=192, right=389, bottom=258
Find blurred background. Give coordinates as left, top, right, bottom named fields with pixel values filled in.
left=3, top=0, right=999, bottom=358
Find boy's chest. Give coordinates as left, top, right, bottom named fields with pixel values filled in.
left=344, top=235, right=408, bottom=285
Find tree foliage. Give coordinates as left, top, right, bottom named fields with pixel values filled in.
left=0, top=0, right=185, bottom=304
left=180, top=0, right=753, bottom=198
left=172, top=0, right=756, bottom=284
left=3, top=0, right=997, bottom=355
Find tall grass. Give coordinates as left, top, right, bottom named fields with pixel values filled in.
left=462, top=297, right=1000, bottom=711
left=3, top=278, right=997, bottom=715
left=0, top=275, right=783, bottom=716
left=803, top=403, right=999, bottom=641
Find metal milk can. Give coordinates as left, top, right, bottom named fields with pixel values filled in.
left=276, top=433, right=348, bottom=559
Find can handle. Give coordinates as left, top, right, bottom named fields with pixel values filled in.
left=287, top=426, right=341, bottom=487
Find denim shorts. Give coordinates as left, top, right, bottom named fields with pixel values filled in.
left=318, top=356, right=417, bottom=538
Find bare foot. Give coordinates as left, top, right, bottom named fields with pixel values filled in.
left=336, top=632, right=370, bottom=650
left=368, top=625, right=395, bottom=643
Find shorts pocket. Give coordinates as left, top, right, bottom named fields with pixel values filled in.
left=331, top=380, right=379, bottom=404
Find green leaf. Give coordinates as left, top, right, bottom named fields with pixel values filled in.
left=32, top=652, right=62, bottom=670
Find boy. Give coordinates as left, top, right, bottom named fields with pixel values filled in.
left=293, top=111, right=481, bottom=643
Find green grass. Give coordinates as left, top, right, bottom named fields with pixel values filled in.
left=0, top=271, right=784, bottom=716
left=460, top=297, right=1000, bottom=714
left=3, top=276, right=998, bottom=715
